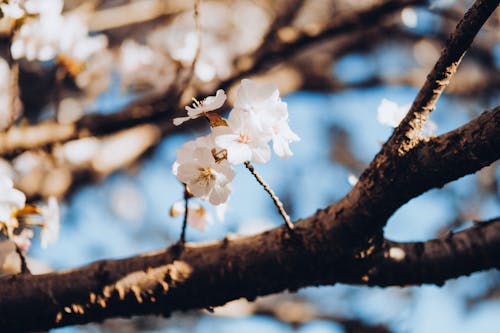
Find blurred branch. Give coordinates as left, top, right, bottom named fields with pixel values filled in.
left=89, top=0, right=193, bottom=32
left=0, top=105, right=498, bottom=330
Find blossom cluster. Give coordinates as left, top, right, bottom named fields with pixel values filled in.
left=171, top=80, right=299, bottom=228
left=0, top=174, right=60, bottom=274
left=7, top=0, right=107, bottom=64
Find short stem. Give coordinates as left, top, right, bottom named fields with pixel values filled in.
left=179, top=185, right=190, bottom=243
left=244, top=161, right=294, bottom=231
left=15, top=246, right=31, bottom=275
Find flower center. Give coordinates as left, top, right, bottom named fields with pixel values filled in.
left=238, top=133, right=250, bottom=144
left=196, top=167, right=215, bottom=186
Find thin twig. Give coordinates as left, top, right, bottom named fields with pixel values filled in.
left=179, top=185, right=189, bottom=243
left=244, top=161, right=294, bottom=231
left=15, top=246, right=31, bottom=275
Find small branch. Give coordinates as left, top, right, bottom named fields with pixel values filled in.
left=14, top=246, right=31, bottom=275
left=179, top=186, right=189, bottom=243
left=244, top=161, right=294, bottom=231
left=389, top=0, right=499, bottom=154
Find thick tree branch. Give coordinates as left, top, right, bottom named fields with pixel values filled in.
left=0, top=107, right=497, bottom=331
left=355, top=218, right=500, bottom=287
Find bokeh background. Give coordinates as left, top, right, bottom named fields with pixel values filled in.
left=0, top=0, right=498, bottom=332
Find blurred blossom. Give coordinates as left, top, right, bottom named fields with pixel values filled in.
left=401, top=8, right=418, bottom=28
left=75, top=49, right=113, bottom=97
left=347, top=173, right=358, bottom=186
left=377, top=98, right=437, bottom=136
left=119, top=39, right=175, bottom=92
left=148, top=0, right=269, bottom=82
left=11, top=228, right=34, bottom=253
left=13, top=151, right=43, bottom=174
left=11, top=2, right=107, bottom=65
left=0, top=240, right=20, bottom=275
left=24, top=0, right=63, bottom=16
left=57, top=97, right=84, bottom=124
left=170, top=200, right=214, bottom=231
left=0, top=175, right=26, bottom=236
left=12, top=151, right=51, bottom=196
left=377, top=98, right=408, bottom=128
left=61, top=137, right=100, bottom=166
left=109, top=182, right=146, bottom=223
left=0, top=1, right=25, bottom=20
left=0, top=158, right=15, bottom=180
left=0, top=57, right=21, bottom=130
left=40, top=196, right=60, bottom=249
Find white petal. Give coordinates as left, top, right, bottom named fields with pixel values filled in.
left=203, top=89, right=226, bottom=110
left=227, top=143, right=252, bottom=165
left=176, top=163, right=201, bottom=184
left=40, top=197, right=60, bottom=249
left=273, top=136, right=293, bottom=159
left=173, top=116, right=192, bottom=126
left=250, top=143, right=271, bottom=164
left=188, top=179, right=212, bottom=198
left=208, top=184, right=230, bottom=205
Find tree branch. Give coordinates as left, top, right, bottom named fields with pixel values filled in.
left=355, top=218, right=500, bottom=287
left=389, top=0, right=498, bottom=153
left=0, top=107, right=497, bottom=331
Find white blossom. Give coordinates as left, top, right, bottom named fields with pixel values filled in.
left=214, top=110, right=271, bottom=165
left=11, top=6, right=107, bottom=63
left=0, top=1, right=25, bottom=20
left=170, top=201, right=213, bottom=231
left=174, top=136, right=234, bottom=205
left=215, top=79, right=299, bottom=163
left=377, top=98, right=437, bottom=135
left=173, top=89, right=226, bottom=126
left=0, top=175, right=26, bottom=236
left=40, top=196, right=59, bottom=248
left=119, top=39, right=175, bottom=92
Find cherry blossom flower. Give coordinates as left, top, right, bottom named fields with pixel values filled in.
left=0, top=175, right=26, bottom=236
left=174, top=136, right=234, bottom=205
left=215, top=79, right=299, bottom=163
left=39, top=196, right=59, bottom=248
left=173, top=89, right=226, bottom=126
left=377, top=98, right=437, bottom=135
left=214, top=110, right=271, bottom=165
left=170, top=200, right=213, bottom=231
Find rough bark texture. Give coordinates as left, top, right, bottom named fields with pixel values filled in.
left=0, top=107, right=498, bottom=331
left=0, top=0, right=498, bottom=331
